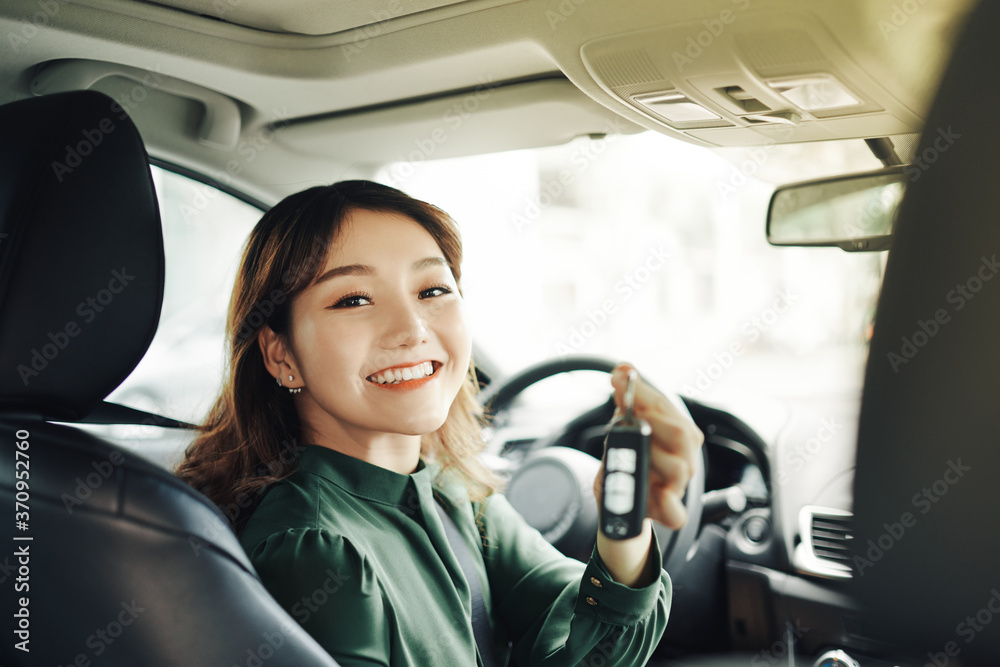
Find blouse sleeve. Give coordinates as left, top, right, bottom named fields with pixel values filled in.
left=246, top=528, right=391, bottom=667
left=480, top=493, right=671, bottom=666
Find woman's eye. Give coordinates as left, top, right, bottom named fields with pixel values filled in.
left=330, top=293, right=372, bottom=309
left=420, top=285, right=452, bottom=299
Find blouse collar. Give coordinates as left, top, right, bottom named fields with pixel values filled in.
left=294, top=444, right=438, bottom=507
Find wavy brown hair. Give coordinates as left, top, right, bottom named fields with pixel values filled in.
left=176, top=180, right=500, bottom=533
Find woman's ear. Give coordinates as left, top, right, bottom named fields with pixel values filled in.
left=258, top=325, right=301, bottom=386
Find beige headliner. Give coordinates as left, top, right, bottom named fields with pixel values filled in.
left=145, top=0, right=521, bottom=36
left=0, top=0, right=976, bottom=202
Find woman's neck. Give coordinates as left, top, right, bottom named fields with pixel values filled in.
left=304, top=424, right=422, bottom=475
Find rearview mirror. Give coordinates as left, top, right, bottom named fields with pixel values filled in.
left=766, top=167, right=907, bottom=252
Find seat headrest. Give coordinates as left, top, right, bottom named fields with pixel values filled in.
left=852, top=0, right=1000, bottom=660
left=0, top=90, right=164, bottom=420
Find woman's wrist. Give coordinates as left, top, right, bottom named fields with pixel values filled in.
left=595, top=518, right=657, bottom=588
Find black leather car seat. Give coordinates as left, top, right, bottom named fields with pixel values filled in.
left=0, top=90, right=339, bottom=667
left=852, top=0, right=1000, bottom=663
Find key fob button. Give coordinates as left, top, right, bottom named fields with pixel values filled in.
left=605, top=517, right=628, bottom=537
left=604, top=472, right=635, bottom=514
left=607, top=447, right=637, bottom=473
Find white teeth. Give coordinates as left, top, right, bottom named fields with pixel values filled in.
left=367, top=362, right=437, bottom=385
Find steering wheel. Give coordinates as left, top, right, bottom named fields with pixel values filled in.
left=479, top=355, right=705, bottom=577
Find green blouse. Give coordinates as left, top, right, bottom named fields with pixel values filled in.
left=239, top=445, right=671, bottom=666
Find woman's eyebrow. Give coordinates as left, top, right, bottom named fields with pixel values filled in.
left=313, top=256, right=447, bottom=285
left=313, top=264, right=374, bottom=285
left=412, top=256, right=448, bottom=271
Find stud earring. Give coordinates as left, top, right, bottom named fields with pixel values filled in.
left=287, top=374, right=302, bottom=395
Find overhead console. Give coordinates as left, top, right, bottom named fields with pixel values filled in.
left=580, top=10, right=940, bottom=147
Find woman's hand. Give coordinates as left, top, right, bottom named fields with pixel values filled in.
left=594, top=362, right=705, bottom=587
left=603, top=362, right=704, bottom=530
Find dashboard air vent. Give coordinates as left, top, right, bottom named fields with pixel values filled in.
left=793, top=505, right=853, bottom=580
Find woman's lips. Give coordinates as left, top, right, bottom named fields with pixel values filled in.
left=365, top=361, right=440, bottom=390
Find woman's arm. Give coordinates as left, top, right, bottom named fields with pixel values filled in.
left=481, top=493, right=670, bottom=666
left=481, top=362, right=702, bottom=665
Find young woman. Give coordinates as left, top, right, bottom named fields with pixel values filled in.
left=177, top=180, right=703, bottom=666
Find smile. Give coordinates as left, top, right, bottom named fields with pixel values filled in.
left=365, top=361, right=439, bottom=386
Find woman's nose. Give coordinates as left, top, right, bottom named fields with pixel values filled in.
left=380, top=300, right=428, bottom=348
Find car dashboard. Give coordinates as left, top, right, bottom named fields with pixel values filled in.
left=485, top=372, right=920, bottom=667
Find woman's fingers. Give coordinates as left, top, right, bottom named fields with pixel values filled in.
left=647, top=484, right=688, bottom=530
left=610, top=363, right=703, bottom=473
left=648, top=445, right=690, bottom=496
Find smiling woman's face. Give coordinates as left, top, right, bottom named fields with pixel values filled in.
left=283, top=208, right=472, bottom=444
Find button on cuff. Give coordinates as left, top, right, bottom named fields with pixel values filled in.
left=576, top=531, right=669, bottom=625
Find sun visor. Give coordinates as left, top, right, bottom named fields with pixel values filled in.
left=143, top=0, right=523, bottom=35
left=273, top=79, right=644, bottom=164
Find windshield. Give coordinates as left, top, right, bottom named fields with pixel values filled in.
left=97, top=132, right=888, bottom=468
left=376, top=131, right=886, bottom=408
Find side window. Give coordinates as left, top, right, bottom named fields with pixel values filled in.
left=83, top=167, right=262, bottom=468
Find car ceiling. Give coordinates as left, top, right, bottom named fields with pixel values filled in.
left=0, top=0, right=975, bottom=203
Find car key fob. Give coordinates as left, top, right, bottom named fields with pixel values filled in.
left=600, top=369, right=651, bottom=540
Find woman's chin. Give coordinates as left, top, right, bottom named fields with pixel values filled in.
left=386, top=414, right=448, bottom=438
